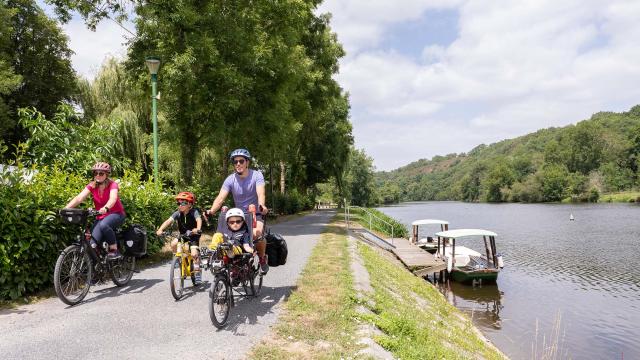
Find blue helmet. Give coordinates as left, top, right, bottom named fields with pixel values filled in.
left=229, top=148, right=251, bottom=161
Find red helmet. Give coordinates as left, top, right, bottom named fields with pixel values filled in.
left=91, top=162, right=111, bottom=173
left=175, top=191, right=195, bottom=204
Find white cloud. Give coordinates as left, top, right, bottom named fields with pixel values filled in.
left=63, top=19, right=133, bottom=79
left=321, top=0, right=640, bottom=170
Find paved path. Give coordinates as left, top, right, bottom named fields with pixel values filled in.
left=0, top=210, right=336, bottom=360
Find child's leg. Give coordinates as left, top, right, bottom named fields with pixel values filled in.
left=170, top=238, right=178, bottom=253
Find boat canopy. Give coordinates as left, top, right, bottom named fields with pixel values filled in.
left=435, top=229, right=498, bottom=239
left=411, top=219, right=449, bottom=226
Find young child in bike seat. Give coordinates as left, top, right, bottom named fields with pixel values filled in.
left=156, top=192, right=203, bottom=279
left=209, top=208, right=253, bottom=257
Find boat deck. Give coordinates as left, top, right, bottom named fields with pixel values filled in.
left=390, top=238, right=446, bottom=276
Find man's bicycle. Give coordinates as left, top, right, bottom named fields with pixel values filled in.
left=208, top=237, right=263, bottom=328
left=161, top=232, right=210, bottom=300
left=54, top=208, right=136, bottom=305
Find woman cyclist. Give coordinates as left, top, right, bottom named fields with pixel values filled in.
left=64, top=162, right=126, bottom=259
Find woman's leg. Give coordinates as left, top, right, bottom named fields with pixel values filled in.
left=93, top=214, right=125, bottom=254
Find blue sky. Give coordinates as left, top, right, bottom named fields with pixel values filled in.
left=42, top=0, right=640, bottom=171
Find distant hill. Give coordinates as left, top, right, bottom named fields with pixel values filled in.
left=375, top=105, right=640, bottom=203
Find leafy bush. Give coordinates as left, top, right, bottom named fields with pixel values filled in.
left=272, top=189, right=314, bottom=215
left=349, top=207, right=408, bottom=239
left=0, top=166, right=171, bottom=300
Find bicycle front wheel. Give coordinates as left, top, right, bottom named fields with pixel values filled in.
left=170, top=256, right=184, bottom=300
left=111, top=256, right=135, bottom=286
left=54, top=244, right=92, bottom=306
left=250, top=268, right=263, bottom=297
left=209, top=274, right=231, bottom=328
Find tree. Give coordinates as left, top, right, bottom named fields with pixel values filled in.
left=482, top=160, right=515, bottom=202
left=0, top=5, right=21, bottom=148
left=344, top=148, right=376, bottom=207
left=2, top=0, right=77, bottom=148
left=564, top=122, right=604, bottom=174
left=539, top=164, right=569, bottom=201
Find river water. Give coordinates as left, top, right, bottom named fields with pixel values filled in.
left=377, top=201, right=640, bottom=360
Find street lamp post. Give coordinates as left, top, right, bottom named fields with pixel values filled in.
left=145, top=56, right=161, bottom=184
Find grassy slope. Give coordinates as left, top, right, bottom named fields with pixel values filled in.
left=250, top=216, right=505, bottom=359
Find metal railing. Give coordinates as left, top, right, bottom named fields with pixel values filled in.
left=345, top=204, right=395, bottom=245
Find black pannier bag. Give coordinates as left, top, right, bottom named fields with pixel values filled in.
left=122, top=224, right=147, bottom=257
left=265, top=232, right=288, bottom=267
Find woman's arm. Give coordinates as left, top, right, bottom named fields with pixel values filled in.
left=99, top=186, right=119, bottom=214
left=65, top=188, right=91, bottom=208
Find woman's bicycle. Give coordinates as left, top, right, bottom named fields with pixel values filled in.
left=54, top=208, right=136, bottom=305
left=208, top=237, right=263, bottom=328
left=162, top=232, right=210, bottom=300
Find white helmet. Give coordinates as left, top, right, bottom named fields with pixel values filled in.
left=225, top=208, right=245, bottom=222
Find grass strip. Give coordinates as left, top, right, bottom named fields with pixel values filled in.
left=250, top=222, right=361, bottom=359
left=357, top=242, right=505, bottom=360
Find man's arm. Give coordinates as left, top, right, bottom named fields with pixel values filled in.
left=209, top=188, right=229, bottom=215
left=256, top=184, right=268, bottom=215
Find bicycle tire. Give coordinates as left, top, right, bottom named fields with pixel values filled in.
left=209, top=274, right=231, bottom=328
left=250, top=268, right=263, bottom=297
left=54, top=244, right=92, bottom=306
left=190, top=258, right=197, bottom=286
left=170, top=256, right=184, bottom=300
left=111, top=256, right=135, bottom=286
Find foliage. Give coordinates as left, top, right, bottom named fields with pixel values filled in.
left=377, top=105, right=640, bottom=203
left=0, top=165, right=172, bottom=300
left=341, top=147, right=377, bottom=207
left=1, top=0, right=77, bottom=150
left=272, top=189, right=314, bottom=215
left=17, top=105, right=130, bottom=174
left=348, top=207, right=408, bottom=239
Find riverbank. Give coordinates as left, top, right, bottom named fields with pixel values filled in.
left=251, top=214, right=505, bottom=359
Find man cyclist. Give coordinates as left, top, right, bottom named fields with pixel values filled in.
left=208, top=148, right=269, bottom=274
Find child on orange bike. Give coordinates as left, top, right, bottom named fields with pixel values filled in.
left=156, top=191, right=203, bottom=284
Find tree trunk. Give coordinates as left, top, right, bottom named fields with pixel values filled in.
left=280, top=161, right=286, bottom=194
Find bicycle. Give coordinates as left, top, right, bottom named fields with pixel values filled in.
left=208, top=238, right=262, bottom=328
left=162, top=231, right=209, bottom=300
left=54, top=208, right=136, bottom=305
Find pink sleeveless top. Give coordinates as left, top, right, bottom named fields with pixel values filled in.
left=85, top=180, right=125, bottom=220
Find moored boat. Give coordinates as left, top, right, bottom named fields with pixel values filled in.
left=434, top=229, right=504, bottom=284
left=411, top=219, right=449, bottom=253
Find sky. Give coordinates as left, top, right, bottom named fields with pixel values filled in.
left=43, top=0, right=640, bottom=171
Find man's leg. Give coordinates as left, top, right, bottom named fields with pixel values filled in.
left=254, top=220, right=268, bottom=274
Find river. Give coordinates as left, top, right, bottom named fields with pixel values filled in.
left=376, top=201, right=640, bottom=360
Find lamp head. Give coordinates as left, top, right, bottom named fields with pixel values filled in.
left=145, top=56, right=161, bottom=75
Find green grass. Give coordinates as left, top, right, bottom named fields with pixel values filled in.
left=357, top=243, right=505, bottom=360
left=599, top=191, right=640, bottom=203
left=250, top=221, right=361, bottom=359
left=343, top=207, right=408, bottom=239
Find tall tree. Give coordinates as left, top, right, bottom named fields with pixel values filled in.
left=1, top=0, right=77, bottom=148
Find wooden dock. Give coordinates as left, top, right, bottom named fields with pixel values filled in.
left=390, top=238, right=446, bottom=277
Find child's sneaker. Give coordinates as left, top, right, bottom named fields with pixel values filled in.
left=107, top=250, right=122, bottom=260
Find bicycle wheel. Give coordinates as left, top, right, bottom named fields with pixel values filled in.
left=209, top=274, right=231, bottom=328
left=250, top=268, right=263, bottom=297
left=54, top=244, right=92, bottom=306
left=170, top=256, right=184, bottom=300
left=111, top=256, right=135, bottom=286
left=190, top=258, right=197, bottom=286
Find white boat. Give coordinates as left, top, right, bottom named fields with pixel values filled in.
left=411, top=219, right=449, bottom=253
left=435, top=229, right=503, bottom=284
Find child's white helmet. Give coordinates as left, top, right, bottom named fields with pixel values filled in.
left=225, top=208, right=244, bottom=221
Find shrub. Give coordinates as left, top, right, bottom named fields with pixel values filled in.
left=0, top=166, right=172, bottom=300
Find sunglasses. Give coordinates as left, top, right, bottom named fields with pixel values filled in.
left=93, top=171, right=107, bottom=176
left=227, top=219, right=244, bottom=225
left=232, top=159, right=246, bottom=165
left=177, top=201, right=190, bottom=206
